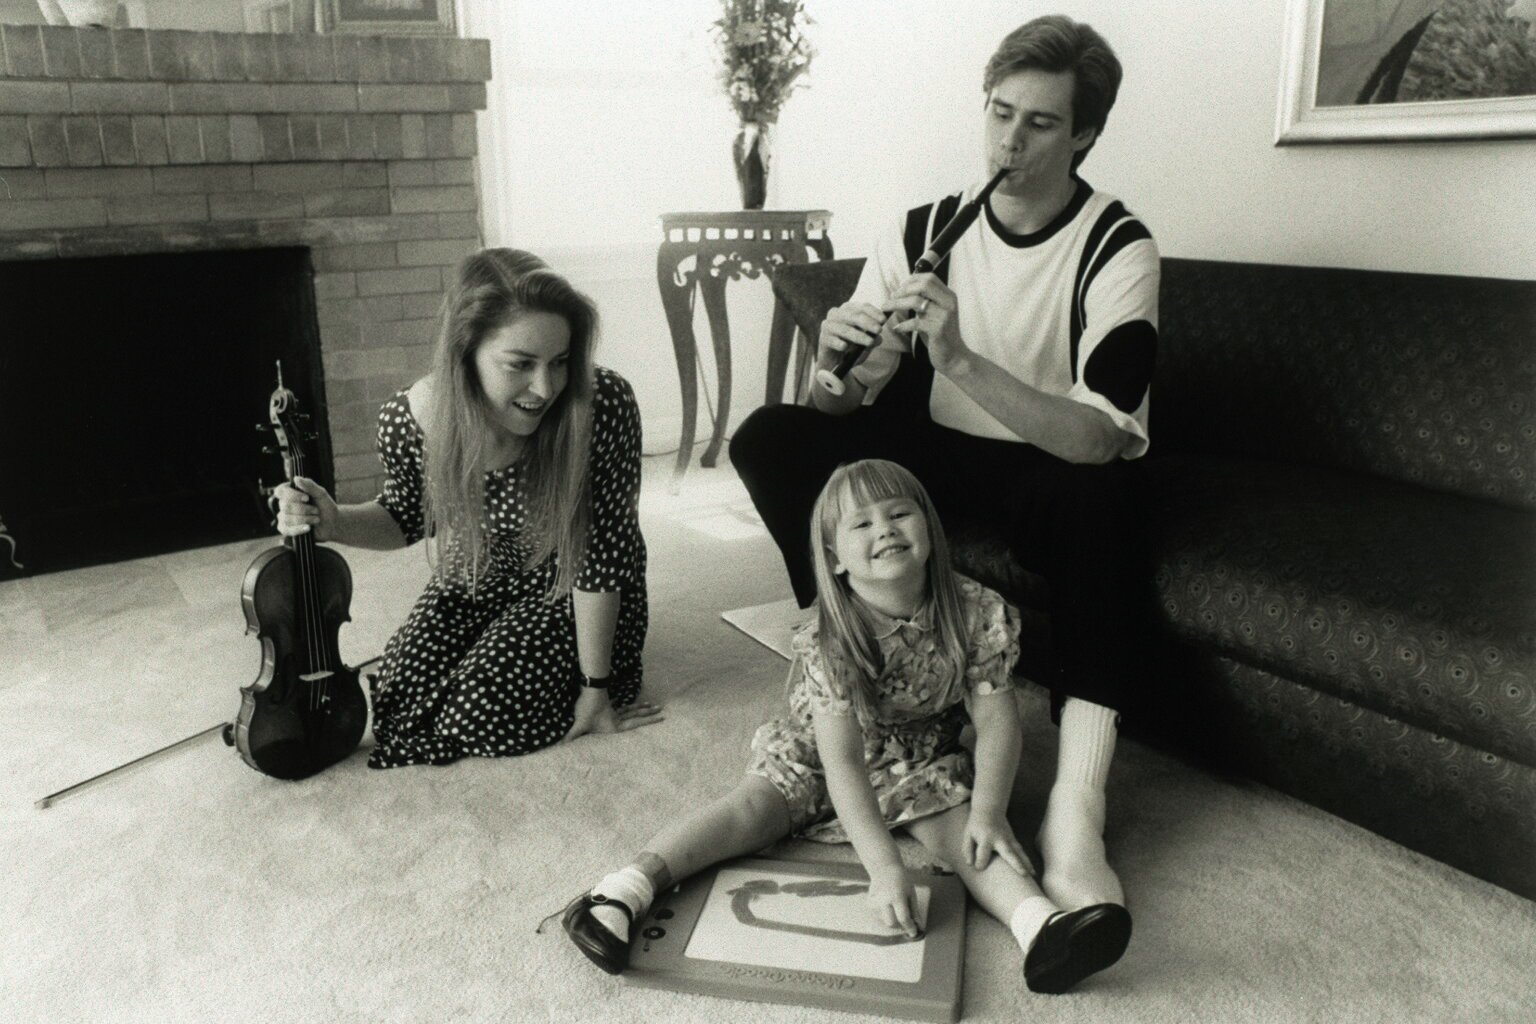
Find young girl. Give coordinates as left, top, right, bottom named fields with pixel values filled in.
left=561, top=459, right=1130, bottom=994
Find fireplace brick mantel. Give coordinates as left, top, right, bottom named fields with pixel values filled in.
left=0, top=25, right=491, bottom=502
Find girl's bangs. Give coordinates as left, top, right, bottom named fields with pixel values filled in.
left=830, top=461, right=917, bottom=518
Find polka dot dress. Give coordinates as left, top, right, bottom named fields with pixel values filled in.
left=366, top=366, right=647, bottom=768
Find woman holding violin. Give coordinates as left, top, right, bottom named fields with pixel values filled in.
left=274, top=248, right=660, bottom=769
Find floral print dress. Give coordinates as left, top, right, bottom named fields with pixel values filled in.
left=366, top=367, right=647, bottom=769
left=747, top=575, right=1021, bottom=841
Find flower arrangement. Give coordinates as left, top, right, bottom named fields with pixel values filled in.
left=711, top=0, right=815, bottom=126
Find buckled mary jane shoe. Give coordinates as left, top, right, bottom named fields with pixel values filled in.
left=560, top=891, right=635, bottom=975
left=1023, top=902, right=1132, bottom=995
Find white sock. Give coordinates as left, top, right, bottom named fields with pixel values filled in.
left=590, top=865, right=654, bottom=941
left=1057, top=697, right=1117, bottom=791
left=1009, top=896, right=1061, bottom=954
left=1039, top=698, right=1123, bottom=909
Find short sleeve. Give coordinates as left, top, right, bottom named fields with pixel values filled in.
left=958, top=577, right=1020, bottom=697
left=789, top=622, right=854, bottom=718
left=574, top=368, right=643, bottom=592
left=374, top=392, right=426, bottom=546
left=1067, top=223, right=1159, bottom=460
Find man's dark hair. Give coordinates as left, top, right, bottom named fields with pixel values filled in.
left=983, top=15, right=1123, bottom=169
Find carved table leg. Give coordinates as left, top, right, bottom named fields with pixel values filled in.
left=657, top=245, right=699, bottom=488
left=697, top=269, right=732, bottom=468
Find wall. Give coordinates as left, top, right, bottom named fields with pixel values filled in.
left=776, top=0, right=1536, bottom=277
left=470, top=1, right=1535, bottom=451
left=1066, top=1, right=1536, bottom=276
left=461, top=0, right=754, bottom=457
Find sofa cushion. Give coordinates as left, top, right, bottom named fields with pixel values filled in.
left=1185, top=653, right=1536, bottom=899
left=1147, top=453, right=1536, bottom=766
left=1154, top=260, right=1536, bottom=513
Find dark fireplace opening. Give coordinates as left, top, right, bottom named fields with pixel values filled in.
left=0, top=247, right=334, bottom=577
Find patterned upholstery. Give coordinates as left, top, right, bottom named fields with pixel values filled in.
left=1149, top=260, right=1536, bottom=898
left=1185, top=653, right=1536, bottom=900
left=1147, top=454, right=1536, bottom=765
left=1154, top=260, right=1536, bottom=511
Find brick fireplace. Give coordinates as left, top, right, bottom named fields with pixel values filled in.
left=0, top=23, right=490, bottom=515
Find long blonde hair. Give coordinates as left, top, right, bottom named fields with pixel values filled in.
left=422, top=248, right=597, bottom=600
left=808, top=460, right=970, bottom=722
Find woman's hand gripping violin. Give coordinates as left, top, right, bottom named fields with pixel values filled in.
left=228, top=364, right=368, bottom=779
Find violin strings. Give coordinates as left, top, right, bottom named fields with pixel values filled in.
left=292, top=437, right=327, bottom=713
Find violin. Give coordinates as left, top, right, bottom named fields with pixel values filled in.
left=228, top=364, right=368, bottom=780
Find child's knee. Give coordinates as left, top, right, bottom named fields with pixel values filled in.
left=908, top=804, right=971, bottom=860
left=730, top=776, right=792, bottom=832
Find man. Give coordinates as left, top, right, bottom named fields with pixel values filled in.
left=731, top=14, right=1158, bottom=934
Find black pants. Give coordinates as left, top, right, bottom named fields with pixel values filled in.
left=729, top=401, right=1154, bottom=716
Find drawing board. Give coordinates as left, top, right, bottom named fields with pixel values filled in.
left=625, top=857, right=966, bottom=1022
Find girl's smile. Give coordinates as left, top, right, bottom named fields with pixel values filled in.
left=831, top=496, right=932, bottom=586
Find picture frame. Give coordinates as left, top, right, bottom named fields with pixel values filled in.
left=322, top=0, right=455, bottom=36
left=1276, top=0, right=1536, bottom=144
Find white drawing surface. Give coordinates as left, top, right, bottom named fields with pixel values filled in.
left=683, top=866, right=931, bottom=983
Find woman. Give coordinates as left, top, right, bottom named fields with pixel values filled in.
left=274, top=248, right=659, bottom=768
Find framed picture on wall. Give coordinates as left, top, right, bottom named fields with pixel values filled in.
left=1276, top=0, right=1536, bottom=143
left=323, top=0, right=455, bottom=35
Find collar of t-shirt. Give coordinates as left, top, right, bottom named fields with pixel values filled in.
left=982, top=175, right=1092, bottom=248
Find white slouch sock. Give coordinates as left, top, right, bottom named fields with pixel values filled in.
left=1008, top=896, right=1061, bottom=954
left=1039, top=698, right=1123, bottom=909
left=590, top=865, right=655, bottom=941
left=1056, top=697, right=1117, bottom=792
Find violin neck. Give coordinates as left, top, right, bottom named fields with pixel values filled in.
left=285, top=458, right=321, bottom=563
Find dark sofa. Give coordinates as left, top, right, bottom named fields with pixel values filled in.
left=765, top=256, right=1536, bottom=899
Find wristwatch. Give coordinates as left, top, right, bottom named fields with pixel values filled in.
left=580, top=672, right=611, bottom=690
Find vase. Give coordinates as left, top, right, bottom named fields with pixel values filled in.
left=732, top=121, right=773, bottom=211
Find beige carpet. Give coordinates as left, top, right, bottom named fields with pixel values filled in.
left=2, top=458, right=1532, bottom=1024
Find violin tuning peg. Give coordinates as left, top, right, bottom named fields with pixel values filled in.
left=261, top=446, right=277, bottom=455
left=255, top=423, right=271, bottom=432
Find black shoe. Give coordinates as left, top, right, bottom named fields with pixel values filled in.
left=560, top=891, right=635, bottom=975
left=1023, top=903, right=1132, bottom=995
